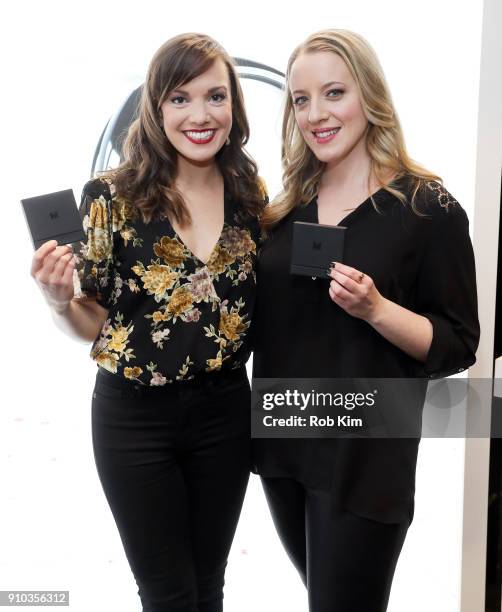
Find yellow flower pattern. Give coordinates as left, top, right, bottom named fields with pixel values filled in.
left=73, top=177, right=264, bottom=386
left=153, top=236, right=187, bottom=267
left=140, top=264, right=179, bottom=299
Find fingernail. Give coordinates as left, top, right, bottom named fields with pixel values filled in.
left=325, top=268, right=332, bottom=277
left=331, top=261, right=337, bottom=268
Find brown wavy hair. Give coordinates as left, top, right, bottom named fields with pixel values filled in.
left=98, top=33, right=264, bottom=224
left=261, top=29, right=441, bottom=230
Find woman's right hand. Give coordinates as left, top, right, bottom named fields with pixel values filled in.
left=31, top=240, right=76, bottom=313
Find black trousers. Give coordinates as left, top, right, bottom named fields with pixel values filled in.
left=91, top=366, right=251, bottom=612
left=260, top=476, right=409, bottom=612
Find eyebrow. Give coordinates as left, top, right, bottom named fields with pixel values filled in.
left=291, top=81, right=345, bottom=94
left=170, top=85, right=228, bottom=95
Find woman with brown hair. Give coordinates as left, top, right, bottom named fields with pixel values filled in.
left=252, top=29, right=479, bottom=611
left=30, top=33, right=265, bottom=612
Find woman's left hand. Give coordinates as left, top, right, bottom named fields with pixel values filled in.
left=327, top=262, right=384, bottom=323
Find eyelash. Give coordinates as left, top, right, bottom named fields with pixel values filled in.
left=170, top=93, right=227, bottom=105
left=293, top=89, right=344, bottom=106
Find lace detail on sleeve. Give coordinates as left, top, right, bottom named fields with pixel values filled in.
left=425, top=181, right=459, bottom=212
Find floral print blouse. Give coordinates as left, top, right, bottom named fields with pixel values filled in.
left=71, top=177, right=264, bottom=386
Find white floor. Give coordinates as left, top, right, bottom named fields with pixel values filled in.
left=0, top=354, right=464, bottom=611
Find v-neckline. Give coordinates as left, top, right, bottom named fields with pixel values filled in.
left=314, top=186, right=386, bottom=227
left=170, top=191, right=229, bottom=267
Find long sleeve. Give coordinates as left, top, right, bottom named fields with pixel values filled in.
left=71, top=178, right=115, bottom=309
left=414, top=188, right=480, bottom=379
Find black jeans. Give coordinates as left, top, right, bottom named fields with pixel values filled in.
left=260, top=476, right=409, bottom=612
left=91, top=366, right=251, bottom=612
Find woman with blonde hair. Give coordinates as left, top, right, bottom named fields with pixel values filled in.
left=252, top=29, right=479, bottom=611
left=31, top=33, right=266, bottom=612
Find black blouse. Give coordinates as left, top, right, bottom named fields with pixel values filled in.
left=72, top=177, right=262, bottom=385
left=252, top=176, right=480, bottom=524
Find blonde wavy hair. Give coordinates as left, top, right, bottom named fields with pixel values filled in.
left=261, top=29, right=441, bottom=230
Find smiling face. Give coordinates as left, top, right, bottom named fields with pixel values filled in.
left=160, top=58, right=233, bottom=166
left=289, top=51, right=369, bottom=166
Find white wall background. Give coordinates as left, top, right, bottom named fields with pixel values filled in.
left=1, top=1, right=485, bottom=611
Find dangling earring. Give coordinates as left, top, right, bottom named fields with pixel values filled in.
left=226, top=136, right=231, bottom=146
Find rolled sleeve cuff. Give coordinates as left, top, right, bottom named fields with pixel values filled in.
left=420, top=313, right=475, bottom=379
